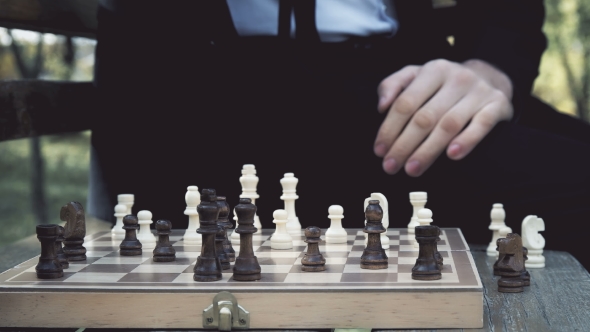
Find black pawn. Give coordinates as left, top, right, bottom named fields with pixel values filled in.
left=301, top=226, right=326, bottom=272
left=232, top=198, right=261, bottom=281
left=35, top=224, right=64, bottom=279
left=216, top=225, right=231, bottom=270
left=120, top=215, right=142, bottom=256
left=54, top=225, right=69, bottom=269
left=153, top=220, right=176, bottom=262
left=217, top=196, right=236, bottom=262
left=194, top=189, right=223, bottom=282
left=412, top=225, right=442, bottom=280
left=361, top=200, right=388, bottom=270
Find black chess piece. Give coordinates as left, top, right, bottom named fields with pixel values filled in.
left=216, top=196, right=235, bottom=262
left=120, top=215, right=142, bottom=256
left=216, top=225, right=231, bottom=270
left=494, top=233, right=527, bottom=293
left=232, top=198, right=262, bottom=281
left=60, top=201, right=87, bottom=261
left=361, top=200, right=388, bottom=270
left=301, top=226, right=326, bottom=272
left=153, top=219, right=176, bottom=262
left=35, top=224, right=64, bottom=279
left=194, top=189, right=223, bottom=282
left=434, top=226, right=443, bottom=269
left=412, top=225, right=442, bottom=280
left=54, top=225, right=69, bottom=269
left=521, top=246, right=531, bottom=286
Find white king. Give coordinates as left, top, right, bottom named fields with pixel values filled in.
left=240, top=164, right=261, bottom=233
left=281, top=173, right=301, bottom=236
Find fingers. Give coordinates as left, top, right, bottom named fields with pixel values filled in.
left=405, top=91, right=512, bottom=176
left=377, top=66, right=420, bottom=113
left=447, top=96, right=513, bottom=160
left=374, top=64, right=447, bottom=158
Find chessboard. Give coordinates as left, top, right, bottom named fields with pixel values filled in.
left=0, top=228, right=483, bottom=329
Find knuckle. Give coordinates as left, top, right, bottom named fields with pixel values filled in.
left=412, top=111, right=435, bottom=130
left=440, top=115, right=463, bottom=134
left=428, top=59, right=451, bottom=72
left=477, top=110, right=498, bottom=129
left=453, top=70, right=476, bottom=86
left=393, top=96, right=416, bottom=115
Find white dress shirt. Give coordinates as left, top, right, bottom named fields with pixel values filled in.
left=226, top=0, right=398, bottom=42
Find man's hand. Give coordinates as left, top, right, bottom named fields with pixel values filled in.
left=374, top=59, right=514, bottom=176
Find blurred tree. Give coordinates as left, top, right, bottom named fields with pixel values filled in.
left=7, top=29, right=48, bottom=224
left=545, top=0, right=590, bottom=121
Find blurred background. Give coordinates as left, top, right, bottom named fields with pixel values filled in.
left=0, top=0, right=589, bottom=248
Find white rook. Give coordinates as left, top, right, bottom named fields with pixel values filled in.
left=111, top=203, right=127, bottom=240
left=183, top=186, right=201, bottom=245
left=408, top=191, right=427, bottom=234
left=240, top=164, right=261, bottom=233
left=137, top=210, right=156, bottom=249
left=281, top=173, right=301, bottom=236
left=325, top=205, right=347, bottom=244
left=414, top=208, right=433, bottom=248
left=117, top=194, right=134, bottom=216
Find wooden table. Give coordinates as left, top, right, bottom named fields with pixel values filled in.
left=1, top=218, right=589, bottom=332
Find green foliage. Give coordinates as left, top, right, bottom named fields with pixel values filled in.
left=0, top=132, right=91, bottom=246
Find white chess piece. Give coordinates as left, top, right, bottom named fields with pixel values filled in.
left=111, top=204, right=127, bottom=240
left=522, top=215, right=545, bottom=268
left=281, top=173, right=302, bottom=236
left=325, top=205, right=347, bottom=244
left=240, top=164, right=261, bottom=234
left=414, top=208, right=433, bottom=248
left=182, top=186, right=201, bottom=245
left=137, top=210, right=157, bottom=249
left=271, top=209, right=293, bottom=249
left=231, top=208, right=240, bottom=245
left=363, top=193, right=389, bottom=249
left=408, top=192, right=427, bottom=234
left=495, top=226, right=513, bottom=258
left=117, top=194, right=134, bottom=216
left=486, top=203, right=507, bottom=256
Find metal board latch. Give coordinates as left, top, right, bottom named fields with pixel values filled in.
left=203, top=291, right=250, bottom=331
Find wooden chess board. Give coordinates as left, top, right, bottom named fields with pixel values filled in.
left=0, top=228, right=483, bottom=329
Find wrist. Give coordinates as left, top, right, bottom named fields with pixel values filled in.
left=463, top=59, right=513, bottom=100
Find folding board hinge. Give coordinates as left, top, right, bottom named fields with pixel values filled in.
left=203, top=291, right=250, bottom=331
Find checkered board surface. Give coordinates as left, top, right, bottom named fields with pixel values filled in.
left=0, top=228, right=482, bottom=292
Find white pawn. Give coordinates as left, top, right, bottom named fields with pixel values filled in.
left=271, top=209, right=293, bottom=250
left=414, top=208, right=433, bottom=248
left=364, top=193, right=389, bottom=249
left=495, top=226, right=513, bottom=258
left=408, top=192, right=427, bottom=234
left=117, top=194, right=134, bottom=216
left=522, top=215, right=545, bottom=268
left=239, top=164, right=261, bottom=234
left=281, top=173, right=301, bottom=236
left=486, top=203, right=507, bottom=256
left=111, top=204, right=127, bottom=240
left=231, top=208, right=240, bottom=245
left=182, top=186, right=201, bottom=245
left=137, top=210, right=157, bottom=249
left=325, top=205, right=347, bottom=244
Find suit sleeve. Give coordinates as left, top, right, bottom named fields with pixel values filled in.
left=453, top=0, right=547, bottom=97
